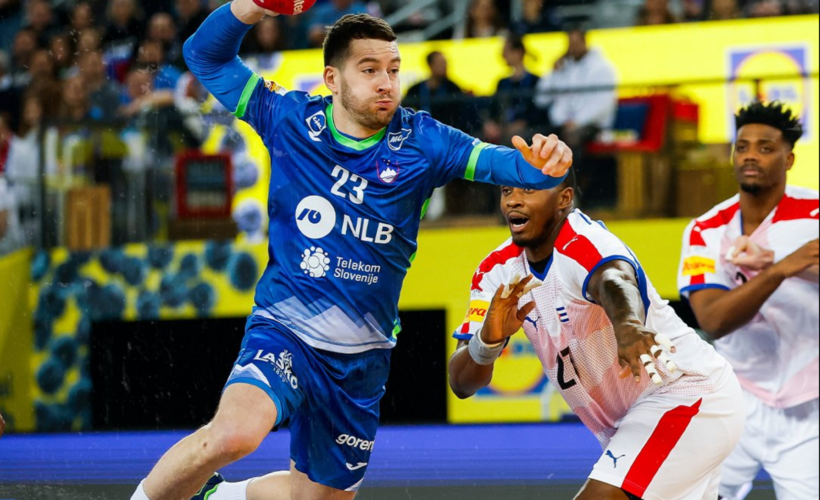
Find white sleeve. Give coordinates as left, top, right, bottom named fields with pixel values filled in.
left=678, top=220, right=733, bottom=299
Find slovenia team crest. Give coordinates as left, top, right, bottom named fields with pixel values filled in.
left=376, top=158, right=400, bottom=184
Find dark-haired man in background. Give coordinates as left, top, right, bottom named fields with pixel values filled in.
left=678, top=101, right=819, bottom=500
left=129, top=0, right=574, bottom=498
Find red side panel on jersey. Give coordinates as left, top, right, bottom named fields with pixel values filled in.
left=621, top=399, right=703, bottom=497
left=772, top=195, right=820, bottom=223
left=555, top=220, right=603, bottom=272
left=471, top=243, right=524, bottom=291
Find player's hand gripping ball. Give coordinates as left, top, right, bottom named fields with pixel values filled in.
left=252, top=0, right=316, bottom=15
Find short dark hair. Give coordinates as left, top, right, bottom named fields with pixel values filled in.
left=425, top=50, right=443, bottom=67
left=559, top=166, right=577, bottom=193
left=505, top=33, right=526, bottom=54
left=323, top=14, right=397, bottom=68
left=735, top=100, right=803, bottom=149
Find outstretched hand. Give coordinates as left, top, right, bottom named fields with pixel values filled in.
left=481, top=274, right=542, bottom=345
left=615, top=323, right=678, bottom=386
left=512, top=134, right=573, bottom=178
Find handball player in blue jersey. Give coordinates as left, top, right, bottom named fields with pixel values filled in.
left=131, top=1, right=573, bottom=499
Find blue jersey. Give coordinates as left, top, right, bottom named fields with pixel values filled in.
left=184, top=5, right=567, bottom=354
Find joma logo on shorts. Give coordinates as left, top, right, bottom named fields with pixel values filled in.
left=254, top=350, right=299, bottom=389
left=336, top=434, right=375, bottom=451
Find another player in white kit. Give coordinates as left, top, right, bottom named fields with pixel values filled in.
left=449, top=172, right=745, bottom=500
left=678, top=101, right=819, bottom=500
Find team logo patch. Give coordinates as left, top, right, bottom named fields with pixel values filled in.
left=376, top=158, right=400, bottom=184
left=387, top=128, right=412, bottom=151
left=467, top=300, right=490, bottom=322
left=306, top=111, right=326, bottom=142
left=682, top=256, right=716, bottom=276
left=301, top=246, right=331, bottom=278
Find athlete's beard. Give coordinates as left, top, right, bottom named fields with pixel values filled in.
left=340, top=81, right=397, bottom=132
left=740, top=182, right=763, bottom=195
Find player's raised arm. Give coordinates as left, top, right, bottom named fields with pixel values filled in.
left=182, top=0, right=269, bottom=118
left=423, top=117, right=573, bottom=191
left=587, top=260, right=677, bottom=385
left=685, top=239, right=819, bottom=339
left=449, top=275, right=539, bottom=399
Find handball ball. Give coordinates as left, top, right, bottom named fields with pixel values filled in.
left=252, top=0, right=317, bottom=15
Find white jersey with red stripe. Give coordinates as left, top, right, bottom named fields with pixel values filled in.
left=456, top=210, right=734, bottom=449
left=678, top=186, right=820, bottom=409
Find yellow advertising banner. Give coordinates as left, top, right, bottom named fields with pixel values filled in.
left=0, top=249, right=34, bottom=432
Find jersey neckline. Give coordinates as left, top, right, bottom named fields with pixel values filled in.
left=326, top=103, right=387, bottom=151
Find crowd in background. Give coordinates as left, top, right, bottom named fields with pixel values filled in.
left=0, top=0, right=817, bottom=253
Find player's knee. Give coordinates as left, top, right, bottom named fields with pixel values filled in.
left=203, top=422, right=263, bottom=461
left=574, top=479, right=632, bottom=500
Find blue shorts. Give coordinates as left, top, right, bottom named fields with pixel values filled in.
left=225, top=314, right=391, bottom=491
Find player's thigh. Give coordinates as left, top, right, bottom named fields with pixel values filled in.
left=289, top=462, right=357, bottom=500
left=591, top=382, right=744, bottom=500
left=766, top=399, right=819, bottom=500
left=208, top=383, right=278, bottom=452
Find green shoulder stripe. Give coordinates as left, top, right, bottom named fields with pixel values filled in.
left=233, top=74, right=262, bottom=119
left=464, top=142, right=490, bottom=181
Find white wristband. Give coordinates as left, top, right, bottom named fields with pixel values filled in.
left=468, top=329, right=505, bottom=365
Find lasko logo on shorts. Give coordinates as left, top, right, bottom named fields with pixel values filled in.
left=254, top=350, right=299, bottom=389
left=306, top=111, right=326, bottom=142
left=295, top=196, right=336, bottom=239
left=682, top=256, right=716, bottom=276
left=336, top=434, right=375, bottom=451
left=387, top=128, right=412, bottom=151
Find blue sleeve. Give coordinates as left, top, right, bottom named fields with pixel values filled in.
left=471, top=144, right=567, bottom=190
left=182, top=4, right=307, bottom=132
left=419, top=113, right=566, bottom=189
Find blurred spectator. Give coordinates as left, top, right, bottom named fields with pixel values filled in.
left=0, top=50, right=21, bottom=132
left=77, top=50, right=122, bottom=121
left=102, top=0, right=143, bottom=50
left=535, top=27, right=617, bottom=203
left=242, top=17, right=285, bottom=71
left=535, top=27, right=617, bottom=139
left=483, top=34, right=540, bottom=145
left=10, top=28, right=36, bottom=87
left=682, top=0, right=707, bottom=20
left=77, top=27, right=103, bottom=55
left=175, top=0, right=209, bottom=49
left=748, top=0, right=785, bottom=16
left=0, top=0, right=23, bottom=52
left=69, top=2, right=96, bottom=40
left=306, top=0, right=371, bottom=48
left=454, top=0, right=508, bottom=39
left=147, top=13, right=182, bottom=65
left=136, top=39, right=183, bottom=91
left=0, top=116, right=23, bottom=255
left=403, top=51, right=468, bottom=128
left=25, top=0, right=59, bottom=46
left=636, top=0, right=680, bottom=25
left=60, top=75, right=92, bottom=121
left=707, top=0, right=743, bottom=19
left=511, top=0, right=562, bottom=34
left=119, top=67, right=175, bottom=119
left=23, top=50, right=62, bottom=115
left=49, top=33, right=76, bottom=78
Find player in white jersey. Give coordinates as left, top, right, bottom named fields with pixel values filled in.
left=449, top=171, right=744, bottom=500
left=678, top=101, right=819, bottom=500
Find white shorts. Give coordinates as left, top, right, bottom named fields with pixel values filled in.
left=719, top=393, right=819, bottom=500
left=589, top=373, right=745, bottom=500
